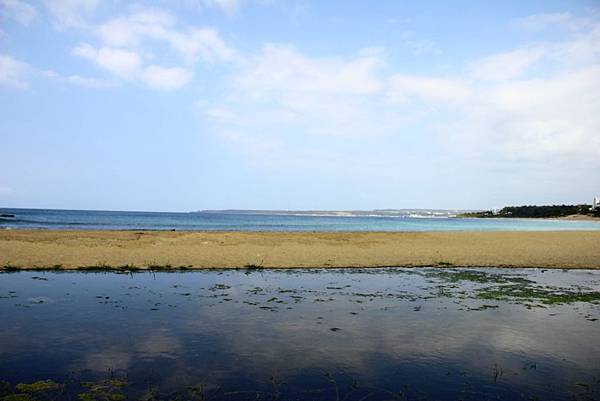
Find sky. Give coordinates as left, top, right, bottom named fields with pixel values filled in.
left=0, top=0, right=599, bottom=212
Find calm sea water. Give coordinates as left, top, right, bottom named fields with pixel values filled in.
left=1, top=208, right=600, bottom=231
left=1, top=268, right=599, bottom=400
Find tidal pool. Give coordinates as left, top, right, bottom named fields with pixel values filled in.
left=0, top=268, right=599, bottom=400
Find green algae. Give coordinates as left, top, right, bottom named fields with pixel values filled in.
left=425, top=269, right=532, bottom=285
left=477, top=285, right=600, bottom=304
left=413, top=268, right=600, bottom=306
left=15, top=381, right=58, bottom=393
left=78, top=379, right=128, bottom=401
left=2, top=395, right=35, bottom=401
left=0, top=380, right=60, bottom=401
left=0, top=381, right=11, bottom=397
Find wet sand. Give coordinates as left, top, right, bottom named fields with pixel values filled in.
left=1, top=230, right=599, bottom=269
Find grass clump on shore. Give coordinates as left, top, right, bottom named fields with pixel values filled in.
left=1, top=263, right=19, bottom=271
left=76, top=265, right=132, bottom=272
left=146, top=264, right=173, bottom=271
left=76, top=263, right=183, bottom=271
left=244, top=258, right=265, bottom=270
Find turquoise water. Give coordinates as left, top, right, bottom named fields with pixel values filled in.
left=1, top=208, right=599, bottom=231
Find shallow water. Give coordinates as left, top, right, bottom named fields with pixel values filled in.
left=2, top=208, right=600, bottom=231
left=1, top=268, right=599, bottom=400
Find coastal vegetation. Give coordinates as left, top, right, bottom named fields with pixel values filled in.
left=461, top=204, right=600, bottom=218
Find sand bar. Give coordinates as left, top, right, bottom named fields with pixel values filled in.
left=1, top=230, right=600, bottom=269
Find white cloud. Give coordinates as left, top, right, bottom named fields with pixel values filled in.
left=406, top=38, right=441, bottom=55
left=236, top=44, right=383, bottom=98
left=211, top=44, right=404, bottom=140
left=71, top=6, right=236, bottom=90
left=142, top=65, right=192, bottom=90
left=468, top=47, right=546, bottom=81
left=95, top=7, right=236, bottom=64
left=202, top=14, right=600, bottom=175
left=0, top=54, right=31, bottom=89
left=43, top=0, right=101, bottom=28
left=73, top=43, right=141, bottom=79
left=388, top=75, right=471, bottom=104
left=201, top=46, right=440, bottom=179
left=0, top=0, right=37, bottom=25
left=513, top=12, right=593, bottom=33
left=461, top=65, right=600, bottom=161
left=66, top=74, right=114, bottom=88
left=0, top=52, right=113, bottom=90
left=95, top=7, right=175, bottom=47
left=399, top=31, right=441, bottom=56
left=205, top=107, right=236, bottom=120
left=200, top=45, right=427, bottom=174
left=201, top=0, right=241, bottom=16
left=72, top=43, right=193, bottom=91
left=167, top=27, right=236, bottom=64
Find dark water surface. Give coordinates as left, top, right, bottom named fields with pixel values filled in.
left=1, top=268, right=599, bottom=400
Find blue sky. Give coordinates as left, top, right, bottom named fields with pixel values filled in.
left=1, top=0, right=599, bottom=211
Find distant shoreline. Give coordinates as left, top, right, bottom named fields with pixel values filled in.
left=458, top=214, right=600, bottom=222
left=1, top=230, right=599, bottom=270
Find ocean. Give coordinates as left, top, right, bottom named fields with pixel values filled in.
left=1, top=207, right=599, bottom=231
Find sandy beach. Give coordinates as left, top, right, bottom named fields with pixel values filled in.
left=554, top=214, right=600, bottom=221
left=0, top=230, right=599, bottom=269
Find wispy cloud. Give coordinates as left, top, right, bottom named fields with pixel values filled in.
left=399, top=31, right=442, bottom=56
left=468, top=47, right=546, bottom=81
left=95, top=7, right=236, bottom=63
left=200, top=14, right=600, bottom=175
left=71, top=5, right=236, bottom=90
left=0, top=52, right=114, bottom=90
left=201, top=0, right=242, bottom=16
left=42, top=0, right=102, bottom=28
left=204, top=44, right=398, bottom=140
left=63, top=74, right=115, bottom=88
left=512, top=11, right=595, bottom=33
left=73, top=43, right=142, bottom=79
left=0, top=54, right=31, bottom=89
left=0, top=0, right=37, bottom=25
left=142, top=65, right=192, bottom=90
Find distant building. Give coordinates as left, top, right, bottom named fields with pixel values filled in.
left=592, top=197, right=600, bottom=211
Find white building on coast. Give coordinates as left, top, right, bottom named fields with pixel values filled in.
left=592, top=197, right=600, bottom=210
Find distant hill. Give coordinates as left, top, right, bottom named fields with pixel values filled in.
left=192, top=209, right=470, bottom=218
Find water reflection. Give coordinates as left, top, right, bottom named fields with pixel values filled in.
left=0, top=268, right=599, bottom=400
